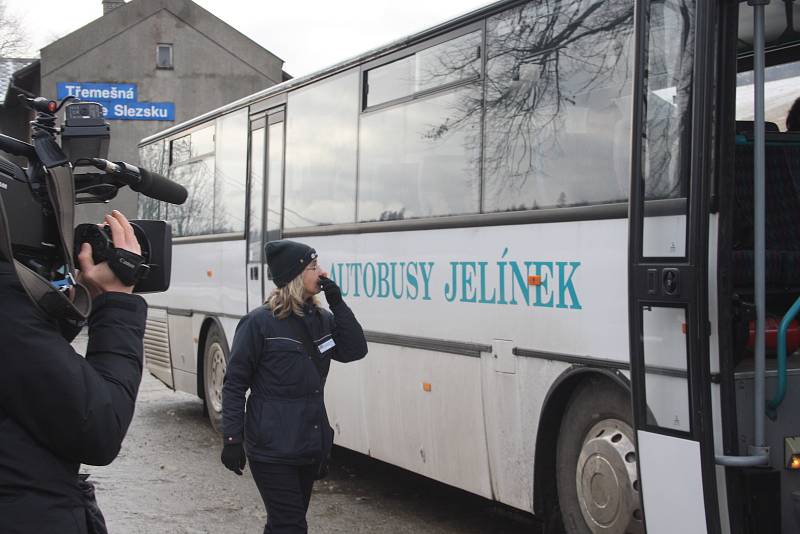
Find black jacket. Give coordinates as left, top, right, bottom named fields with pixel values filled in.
left=222, top=300, right=368, bottom=465
left=0, top=261, right=147, bottom=534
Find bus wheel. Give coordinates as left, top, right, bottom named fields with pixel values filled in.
left=203, top=325, right=228, bottom=434
left=556, top=379, right=643, bottom=534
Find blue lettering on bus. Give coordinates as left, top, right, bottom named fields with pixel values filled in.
left=377, top=263, right=390, bottom=298
left=444, top=263, right=457, bottom=302
left=418, top=262, right=434, bottom=301
left=478, top=262, right=496, bottom=304
left=363, top=263, right=376, bottom=298
left=509, top=261, right=529, bottom=306
left=462, top=262, right=477, bottom=303
left=557, top=261, right=582, bottom=310
left=497, top=248, right=509, bottom=305
left=406, top=263, right=419, bottom=299
left=532, top=261, right=554, bottom=308
left=350, top=263, right=362, bottom=297
left=390, top=263, right=404, bottom=299
left=329, top=251, right=581, bottom=310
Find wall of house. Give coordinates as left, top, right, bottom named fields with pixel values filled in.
left=40, top=1, right=284, bottom=221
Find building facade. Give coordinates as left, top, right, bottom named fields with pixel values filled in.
left=35, top=0, right=287, bottom=219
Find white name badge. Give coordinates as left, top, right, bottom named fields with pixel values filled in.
left=318, top=338, right=336, bottom=353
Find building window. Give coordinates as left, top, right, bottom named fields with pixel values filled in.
left=156, top=44, right=173, bottom=69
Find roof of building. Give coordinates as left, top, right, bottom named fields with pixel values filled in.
left=41, top=0, right=284, bottom=84
left=0, top=58, right=37, bottom=104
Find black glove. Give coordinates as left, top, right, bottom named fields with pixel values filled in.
left=221, top=443, right=246, bottom=475
left=319, top=276, right=342, bottom=306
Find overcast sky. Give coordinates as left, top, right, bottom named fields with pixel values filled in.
left=6, top=0, right=494, bottom=77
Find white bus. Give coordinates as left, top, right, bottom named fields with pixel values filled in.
left=138, top=1, right=800, bottom=532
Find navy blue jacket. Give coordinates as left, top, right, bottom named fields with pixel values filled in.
left=0, top=261, right=147, bottom=533
left=222, top=300, right=367, bottom=465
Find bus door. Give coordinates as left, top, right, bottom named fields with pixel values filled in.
left=246, top=115, right=266, bottom=310
left=264, top=109, right=285, bottom=260
left=246, top=108, right=285, bottom=310
left=628, top=1, right=719, bottom=532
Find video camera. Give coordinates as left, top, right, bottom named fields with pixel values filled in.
left=0, top=96, right=187, bottom=296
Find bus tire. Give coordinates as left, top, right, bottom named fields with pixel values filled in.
left=202, top=324, right=228, bottom=434
left=555, top=377, right=643, bottom=534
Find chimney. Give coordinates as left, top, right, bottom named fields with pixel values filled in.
left=102, top=0, right=125, bottom=15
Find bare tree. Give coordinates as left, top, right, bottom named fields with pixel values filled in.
left=168, top=159, right=215, bottom=237
left=480, top=0, right=634, bottom=200
left=419, top=0, right=635, bottom=210
left=136, top=143, right=215, bottom=237
left=415, top=0, right=697, bottom=209
left=0, top=1, right=29, bottom=56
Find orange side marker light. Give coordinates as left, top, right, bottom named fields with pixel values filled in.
left=528, top=275, right=541, bottom=286
left=422, top=382, right=432, bottom=392
left=207, top=270, right=213, bottom=278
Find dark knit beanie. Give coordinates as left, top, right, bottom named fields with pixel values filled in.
left=265, top=240, right=317, bottom=288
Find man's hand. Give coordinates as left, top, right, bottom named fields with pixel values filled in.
left=221, top=443, right=246, bottom=475
left=77, top=210, right=141, bottom=299
left=319, top=276, right=342, bottom=306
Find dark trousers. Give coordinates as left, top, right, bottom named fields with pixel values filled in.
left=250, top=461, right=317, bottom=534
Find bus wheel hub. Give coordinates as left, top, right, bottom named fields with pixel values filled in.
left=576, top=419, right=643, bottom=534
left=208, top=343, right=226, bottom=413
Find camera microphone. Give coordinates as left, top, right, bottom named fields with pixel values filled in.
left=91, top=158, right=188, bottom=205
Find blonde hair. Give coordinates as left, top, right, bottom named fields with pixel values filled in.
left=265, top=273, right=319, bottom=319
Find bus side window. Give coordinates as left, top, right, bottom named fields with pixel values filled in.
left=284, top=70, right=358, bottom=228
left=358, top=85, right=481, bottom=222
left=481, top=0, right=635, bottom=213
left=213, top=109, right=248, bottom=234
left=166, top=125, right=216, bottom=237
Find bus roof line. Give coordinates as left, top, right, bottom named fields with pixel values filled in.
left=139, top=0, right=516, bottom=146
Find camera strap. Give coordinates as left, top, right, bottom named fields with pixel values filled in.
left=106, top=247, right=149, bottom=286
left=0, top=165, right=91, bottom=322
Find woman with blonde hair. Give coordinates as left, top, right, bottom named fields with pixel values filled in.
left=221, top=239, right=367, bottom=533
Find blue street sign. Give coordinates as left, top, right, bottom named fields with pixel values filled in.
left=96, top=100, right=175, bottom=121
left=57, top=82, right=137, bottom=101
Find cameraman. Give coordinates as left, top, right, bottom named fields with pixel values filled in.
left=0, top=210, right=147, bottom=534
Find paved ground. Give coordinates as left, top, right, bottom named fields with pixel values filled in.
left=74, top=336, right=541, bottom=534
